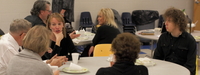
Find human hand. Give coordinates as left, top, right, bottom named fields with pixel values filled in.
left=55, top=56, right=68, bottom=64
left=88, top=46, right=94, bottom=56
left=69, top=31, right=80, bottom=39
left=46, top=54, right=58, bottom=64
left=50, top=59, right=64, bottom=67
left=53, top=32, right=64, bottom=46
left=53, top=70, right=59, bottom=75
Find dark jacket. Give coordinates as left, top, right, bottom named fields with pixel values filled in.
left=24, top=15, right=46, bottom=27
left=153, top=31, right=196, bottom=75
left=96, top=62, right=148, bottom=75
left=92, top=25, right=120, bottom=46
left=52, top=0, right=74, bottom=22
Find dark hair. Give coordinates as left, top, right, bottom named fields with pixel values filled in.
left=30, top=0, right=50, bottom=16
left=111, top=33, right=141, bottom=63
left=163, top=7, right=187, bottom=32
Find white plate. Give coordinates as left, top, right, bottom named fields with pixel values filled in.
left=135, top=59, right=156, bottom=67
left=62, top=67, right=89, bottom=74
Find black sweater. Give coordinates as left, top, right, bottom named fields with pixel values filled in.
left=42, top=33, right=77, bottom=60
left=96, top=62, right=148, bottom=75
left=93, top=25, right=120, bottom=46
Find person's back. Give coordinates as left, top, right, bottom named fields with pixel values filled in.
left=96, top=62, right=148, bottom=75
left=7, top=49, right=53, bottom=75
left=0, top=19, right=31, bottom=75
left=93, top=25, right=120, bottom=45
left=25, top=15, right=46, bottom=27
left=96, top=33, right=148, bottom=75
left=0, top=33, right=19, bottom=75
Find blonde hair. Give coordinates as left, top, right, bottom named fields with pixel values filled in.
left=98, top=8, right=118, bottom=28
left=46, top=13, right=67, bottom=37
left=23, top=25, right=51, bottom=53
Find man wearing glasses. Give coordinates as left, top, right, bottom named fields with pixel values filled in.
left=25, top=0, right=51, bottom=27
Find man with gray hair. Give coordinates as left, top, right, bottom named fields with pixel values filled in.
left=0, top=19, right=32, bottom=75
left=25, top=0, right=51, bottom=27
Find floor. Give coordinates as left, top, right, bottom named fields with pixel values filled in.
left=140, top=45, right=199, bottom=75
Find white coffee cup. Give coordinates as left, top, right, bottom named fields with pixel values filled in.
left=79, top=30, right=85, bottom=37
left=154, top=28, right=161, bottom=35
left=72, top=53, right=79, bottom=64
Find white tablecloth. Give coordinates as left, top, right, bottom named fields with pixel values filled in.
left=59, top=57, right=190, bottom=75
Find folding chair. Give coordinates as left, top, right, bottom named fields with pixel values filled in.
left=79, top=12, right=94, bottom=32
left=121, top=12, right=136, bottom=34
left=93, top=44, right=113, bottom=57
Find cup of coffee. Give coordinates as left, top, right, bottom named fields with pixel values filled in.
left=72, top=53, right=79, bottom=64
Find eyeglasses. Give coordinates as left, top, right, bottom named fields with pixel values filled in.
left=19, top=32, right=27, bottom=36
left=45, top=10, right=51, bottom=13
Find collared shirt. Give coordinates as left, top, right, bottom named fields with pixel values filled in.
left=153, top=31, right=196, bottom=75
left=0, top=33, right=20, bottom=75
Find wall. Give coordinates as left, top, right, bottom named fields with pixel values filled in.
left=0, top=0, right=193, bottom=33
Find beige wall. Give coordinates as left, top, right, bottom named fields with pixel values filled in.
left=0, top=0, right=193, bottom=33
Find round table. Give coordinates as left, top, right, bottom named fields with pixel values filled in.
left=59, top=57, right=190, bottom=75
left=135, top=29, right=200, bottom=42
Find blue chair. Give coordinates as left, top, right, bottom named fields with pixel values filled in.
left=79, top=12, right=94, bottom=31
left=121, top=12, right=136, bottom=33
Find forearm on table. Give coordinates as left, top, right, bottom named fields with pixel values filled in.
left=51, top=45, right=62, bottom=57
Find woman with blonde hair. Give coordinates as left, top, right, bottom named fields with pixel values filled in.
left=87, top=8, right=120, bottom=56
left=44, top=13, right=78, bottom=60
left=7, top=25, right=59, bottom=75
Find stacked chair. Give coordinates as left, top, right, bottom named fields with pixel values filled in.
left=121, top=12, right=136, bottom=34
left=79, top=12, right=94, bottom=31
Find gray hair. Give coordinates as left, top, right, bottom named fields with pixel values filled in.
left=30, top=0, right=50, bottom=16
left=9, top=19, right=32, bottom=34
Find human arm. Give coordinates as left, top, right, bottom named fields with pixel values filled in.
left=53, top=32, right=64, bottom=46
left=88, top=46, right=94, bottom=56
left=153, top=35, right=165, bottom=60
left=183, top=38, right=196, bottom=75
left=53, top=70, right=59, bottom=75
left=46, top=54, right=68, bottom=67
left=69, top=31, right=80, bottom=39
left=50, top=32, right=64, bottom=57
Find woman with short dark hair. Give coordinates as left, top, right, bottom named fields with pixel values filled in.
left=96, top=33, right=148, bottom=75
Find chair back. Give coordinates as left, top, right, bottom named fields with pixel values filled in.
left=121, top=12, right=135, bottom=26
left=79, top=12, right=94, bottom=31
left=80, top=12, right=93, bottom=27
left=93, top=44, right=113, bottom=57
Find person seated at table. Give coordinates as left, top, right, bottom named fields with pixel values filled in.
left=87, top=8, right=120, bottom=56
left=96, top=33, right=148, bottom=75
left=7, top=25, right=62, bottom=75
left=43, top=13, right=79, bottom=60
left=153, top=7, right=196, bottom=75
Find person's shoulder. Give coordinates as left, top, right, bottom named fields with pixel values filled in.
left=96, top=67, right=111, bottom=75
left=24, top=15, right=39, bottom=22
left=98, top=25, right=116, bottom=30
left=159, top=32, right=169, bottom=38
left=182, top=31, right=196, bottom=41
left=135, top=65, right=147, bottom=68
